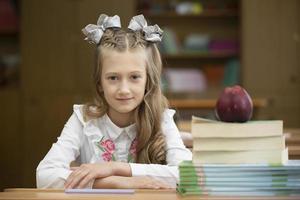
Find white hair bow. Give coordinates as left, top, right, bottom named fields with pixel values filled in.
left=128, top=14, right=163, bottom=42
left=82, top=14, right=121, bottom=44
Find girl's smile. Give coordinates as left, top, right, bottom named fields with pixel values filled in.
left=116, top=97, right=134, bottom=101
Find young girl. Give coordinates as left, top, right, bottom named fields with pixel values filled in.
left=36, top=14, right=192, bottom=189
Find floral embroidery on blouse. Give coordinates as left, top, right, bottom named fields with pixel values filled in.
left=95, top=136, right=116, bottom=161
left=95, top=136, right=138, bottom=163
left=128, top=137, right=138, bottom=163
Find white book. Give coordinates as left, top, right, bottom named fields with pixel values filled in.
left=192, top=116, right=283, bottom=138
left=192, top=148, right=289, bottom=164
left=193, top=135, right=285, bottom=151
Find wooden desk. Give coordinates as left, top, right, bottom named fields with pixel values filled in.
left=1, top=189, right=299, bottom=200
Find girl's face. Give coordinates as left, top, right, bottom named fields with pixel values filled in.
left=101, top=49, right=147, bottom=122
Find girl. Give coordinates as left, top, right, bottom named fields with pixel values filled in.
left=36, top=14, right=192, bottom=189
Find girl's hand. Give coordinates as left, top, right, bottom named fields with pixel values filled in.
left=65, top=162, right=115, bottom=189
left=93, top=176, right=173, bottom=189
left=65, top=162, right=131, bottom=189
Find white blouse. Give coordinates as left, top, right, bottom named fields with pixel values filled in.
left=36, top=105, right=192, bottom=188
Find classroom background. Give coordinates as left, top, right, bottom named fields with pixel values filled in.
left=0, top=0, right=299, bottom=191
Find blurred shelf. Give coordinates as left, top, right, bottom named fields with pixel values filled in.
left=169, top=98, right=268, bottom=109
left=285, top=129, right=300, bottom=145
left=138, top=0, right=243, bottom=123
left=145, top=10, right=239, bottom=18
left=177, top=120, right=192, bottom=132
left=288, top=146, right=300, bottom=158
left=285, top=128, right=300, bottom=159
left=162, top=51, right=238, bottom=60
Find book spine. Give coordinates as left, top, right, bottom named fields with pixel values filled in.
left=192, top=122, right=283, bottom=138
left=193, top=136, right=285, bottom=151
left=192, top=148, right=288, bottom=164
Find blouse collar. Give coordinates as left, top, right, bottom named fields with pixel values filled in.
left=103, top=113, right=137, bottom=141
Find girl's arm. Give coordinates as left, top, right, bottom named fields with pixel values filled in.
left=65, top=162, right=172, bottom=189
left=93, top=176, right=171, bottom=189
left=64, top=162, right=132, bottom=189
left=36, top=111, right=83, bottom=188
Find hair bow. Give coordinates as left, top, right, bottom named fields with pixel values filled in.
left=82, top=14, right=121, bottom=44
left=128, top=14, right=163, bottom=42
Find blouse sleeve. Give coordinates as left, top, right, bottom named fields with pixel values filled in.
left=129, top=109, right=192, bottom=188
left=36, top=108, right=84, bottom=188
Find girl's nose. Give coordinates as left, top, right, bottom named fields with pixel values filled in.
left=118, top=81, right=130, bottom=94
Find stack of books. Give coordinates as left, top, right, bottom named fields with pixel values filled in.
left=177, top=160, right=300, bottom=196
left=191, top=116, right=288, bottom=164
left=177, top=116, right=300, bottom=196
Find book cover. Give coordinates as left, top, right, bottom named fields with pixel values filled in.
left=192, top=116, right=283, bottom=138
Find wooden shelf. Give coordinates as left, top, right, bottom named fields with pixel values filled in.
left=139, top=0, right=245, bottom=124
left=162, top=51, right=238, bottom=60
left=284, top=129, right=300, bottom=159
left=169, top=98, right=268, bottom=109
left=145, top=10, right=239, bottom=18
left=285, top=129, right=300, bottom=145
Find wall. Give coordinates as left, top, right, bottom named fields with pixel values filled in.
left=242, top=0, right=300, bottom=127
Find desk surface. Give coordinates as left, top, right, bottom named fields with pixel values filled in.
left=1, top=189, right=300, bottom=200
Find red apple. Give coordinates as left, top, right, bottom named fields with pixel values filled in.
left=215, top=85, right=253, bottom=122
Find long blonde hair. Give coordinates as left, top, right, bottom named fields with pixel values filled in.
left=84, top=28, right=168, bottom=164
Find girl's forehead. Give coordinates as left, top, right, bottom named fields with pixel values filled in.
left=102, top=47, right=146, bottom=58
left=101, top=49, right=147, bottom=73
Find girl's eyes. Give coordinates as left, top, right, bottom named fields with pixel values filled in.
left=106, top=75, right=142, bottom=81
left=131, top=75, right=142, bottom=80
left=107, top=76, right=118, bottom=81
